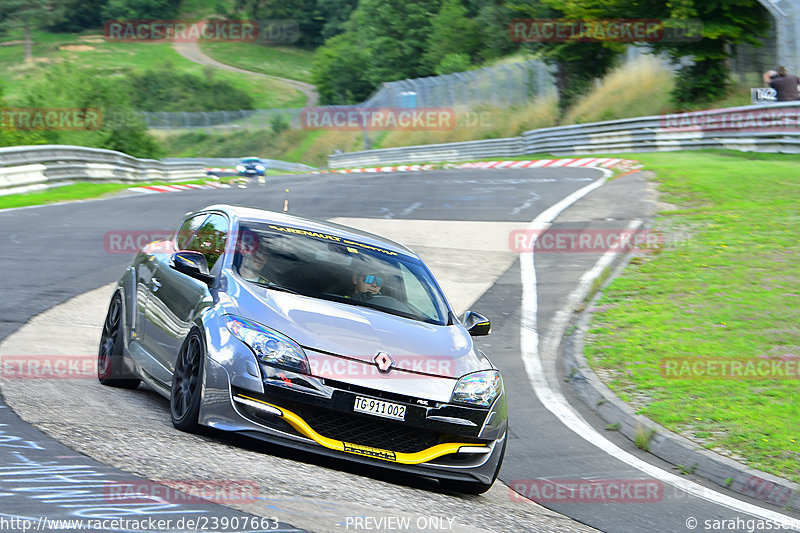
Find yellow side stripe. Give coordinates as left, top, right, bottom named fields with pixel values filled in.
left=236, top=394, right=489, bottom=464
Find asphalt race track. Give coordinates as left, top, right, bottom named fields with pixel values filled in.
left=1, top=168, right=798, bottom=533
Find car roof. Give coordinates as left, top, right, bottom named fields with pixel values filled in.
left=196, top=204, right=418, bottom=258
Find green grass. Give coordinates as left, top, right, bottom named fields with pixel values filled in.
left=0, top=177, right=230, bottom=210
left=585, top=150, right=800, bottom=482
left=0, top=31, right=304, bottom=109
left=200, top=42, right=315, bottom=83
left=0, top=182, right=145, bottom=210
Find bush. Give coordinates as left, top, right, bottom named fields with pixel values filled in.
left=269, top=114, right=289, bottom=134
left=436, top=53, right=472, bottom=75
left=672, top=59, right=730, bottom=109
left=562, top=55, right=675, bottom=124
left=9, top=63, right=162, bottom=158
left=126, top=64, right=255, bottom=112
left=312, top=32, right=375, bottom=105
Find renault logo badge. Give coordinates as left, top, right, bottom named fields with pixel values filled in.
left=374, top=352, right=394, bottom=373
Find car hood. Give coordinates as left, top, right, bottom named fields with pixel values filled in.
left=229, top=279, right=489, bottom=379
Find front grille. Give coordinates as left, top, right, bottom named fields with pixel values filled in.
left=282, top=400, right=445, bottom=454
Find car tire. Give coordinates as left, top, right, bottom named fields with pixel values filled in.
left=170, top=329, right=206, bottom=433
left=97, top=293, right=141, bottom=389
left=439, top=428, right=507, bottom=495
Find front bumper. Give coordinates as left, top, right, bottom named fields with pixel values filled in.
left=239, top=169, right=264, bottom=176
left=199, top=357, right=507, bottom=483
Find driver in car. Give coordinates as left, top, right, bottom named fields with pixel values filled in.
left=351, top=271, right=383, bottom=301
left=237, top=230, right=270, bottom=283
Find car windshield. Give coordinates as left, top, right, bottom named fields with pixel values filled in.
left=234, top=221, right=450, bottom=326
left=241, top=158, right=261, bottom=164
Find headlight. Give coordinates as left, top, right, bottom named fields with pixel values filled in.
left=236, top=165, right=246, bottom=171
left=255, top=165, right=265, bottom=171
left=225, top=316, right=309, bottom=374
left=451, top=370, right=503, bottom=407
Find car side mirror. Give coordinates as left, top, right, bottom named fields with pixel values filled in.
left=171, top=251, right=214, bottom=284
left=463, top=310, right=491, bottom=336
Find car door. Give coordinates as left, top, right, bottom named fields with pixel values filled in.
left=145, top=213, right=229, bottom=382
left=132, top=214, right=203, bottom=384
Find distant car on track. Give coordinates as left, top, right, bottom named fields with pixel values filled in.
left=97, top=205, right=507, bottom=494
left=236, top=157, right=266, bottom=177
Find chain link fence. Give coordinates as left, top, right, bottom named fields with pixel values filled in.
left=139, top=108, right=303, bottom=131
left=138, top=59, right=555, bottom=132
left=361, top=59, right=555, bottom=109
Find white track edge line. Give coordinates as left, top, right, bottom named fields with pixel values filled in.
left=518, top=168, right=800, bottom=527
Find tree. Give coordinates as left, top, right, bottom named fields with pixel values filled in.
left=436, top=53, right=472, bottom=75
left=423, top=0, right=482, bottom=71
left=653, top=1, right=771, bottom=107
left=101, top=0, right=181, bottom=20
left=317, top=0, right=359, bottom=40
left=544, top=0, right=771, bottom=107
left=311, top=32, right=375, bottom=104
left=0, top=0, right=63, bottom=62
left=47, top=0, right=109, bottom=32
left=235, top=0, right=333, bottom=48
left=474, top=1, right=517, bottom=61
left=349, top=0, right=441, bottom=84
left=512, top=0, right=625, bottom=113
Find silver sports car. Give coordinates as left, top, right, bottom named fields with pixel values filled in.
left=98, top=205, right=507, bottom=493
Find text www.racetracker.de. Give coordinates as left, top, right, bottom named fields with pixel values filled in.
left=0, top=516, right=283, bottom=531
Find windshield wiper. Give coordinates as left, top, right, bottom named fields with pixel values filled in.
left=254, top=281, right=299, bottom=294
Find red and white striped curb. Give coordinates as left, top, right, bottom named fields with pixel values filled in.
left=451, top=158, right=641, bottom=170
left=319, top=158, right=641, bottom=174
left=314, top=164, right=436, bottom=174
left=128, top=182, right=232, bottom=194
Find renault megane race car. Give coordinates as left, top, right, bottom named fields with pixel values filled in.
left=236, top=157, right=266, bottom=176
left=98, top=205, right=507, bottom=493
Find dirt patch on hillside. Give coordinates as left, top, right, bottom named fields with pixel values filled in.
left=59, top=44, right=95, bottom=52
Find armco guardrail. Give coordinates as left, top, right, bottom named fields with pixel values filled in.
left=328, top=102, right=800, bottom=168
left=327, top=137, right=524, bottom=168
left=0, top=145, right=206, bottom=196
left=163, top=157, right=316, bottom=173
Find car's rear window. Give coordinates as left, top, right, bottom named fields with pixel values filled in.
left=234, top=222, right=450, bottom=326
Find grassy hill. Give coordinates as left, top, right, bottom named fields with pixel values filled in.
left=0, top=30, right=305, bottom=109
left=200, top=42, right=315, bottom=83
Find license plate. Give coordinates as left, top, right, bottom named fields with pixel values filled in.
left=353, top=396, right=406, bottom=421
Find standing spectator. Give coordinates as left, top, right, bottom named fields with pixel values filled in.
left=769, top=66, right=800, bottom=101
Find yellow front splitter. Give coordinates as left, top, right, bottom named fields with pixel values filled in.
left=235, top=394, right=490, bottom=464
